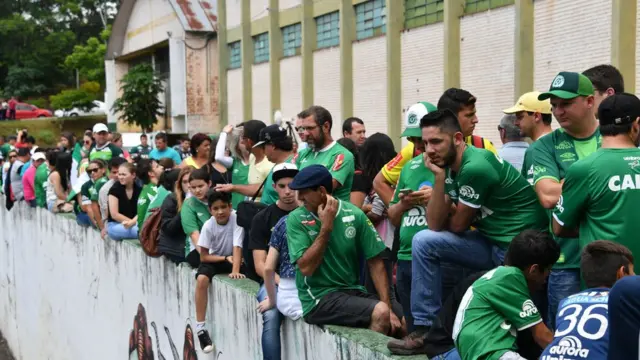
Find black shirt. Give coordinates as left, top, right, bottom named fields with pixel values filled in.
left=351, top=169, right=371, bottom=195
left=107, top=182, right=142, bottom=222
left=248, top=204, right=292, bottom=282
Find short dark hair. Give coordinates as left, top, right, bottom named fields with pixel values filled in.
left=504, top=230, right=561, bottom=272
left=7, top=135, right=16, bottom=141
left=189, top=167, right=210, bottom=183
left=136, top=159, right=152, bottom=184
left=528, top=112, right=553, bottom=126
left=140, top=134, right=147, bottom=139
left=298, top=105, right=333, bottom=130
left=207, top=190, right=231, bottom=207
left=342, top=117, right=364, bottom=134
left=438, top=88, right=477, bottom=114
left=581, top=240, right=634, bottom=288
left=89, top=159, right=107, bottom=169
left=108, top=156, right=127, bottom=170
left=26, top=136, right=35, bottom=144
left=181, top=136, right=190, bottom=142
left=190, top=133, right=211, bottom=155
left=17, top=147, right=30, bottom=157
left=46, top=150, right=57, bottom=165
left=419, top=109, right=463, bottom=134
left=583, top=64, right=625, bottom=94
left=273, top=137, right=294, bottom=152
left=155, top=132, right=168, bottom=143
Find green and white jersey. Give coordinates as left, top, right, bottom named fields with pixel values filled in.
left=35, top=163, right=50, bottom=208
left=531, top=128, right=602, bottom=269
left=137, top=183, right=158, bottom=231
left=261, top=155, right=294, bottom=206
left=286, top=200, right=386, bottom=316
left=180, top=196, right=211, bottom=255
left=230, top=159, right=249, bottom=209
left=293, top=142, right=354, bottom=202
left=390, top=154, right=435, bottom=261
left=89, top=142, right=124, bottom=162
left=553, top=148, right=640, bottom=269
left=90, top=177, right=108, bottom=202
left=453, top=266, right=542, bottom=360
left=445, top=146, right=548, bottom=246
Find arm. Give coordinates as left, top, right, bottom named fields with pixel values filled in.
left=367, top=256, right=391, bottom=306
left=199, top=247, right=228, bottom=263
left=51, top=173, right=67, bottom=200
left=535, top=179, right=563, bottom=209
left=551, top=164, right=587, bottom=237
left=91, top=202, right=104, bottom=230
left=258, top=247, right=281, bottom=312
left=448, top=203, right=478, bottom=233
left=531, top=141, right=563, bottom=209
left=214, top=132, right=234, bottom=168
left=295, top=197, right=338, bottom=276
left=108, top=194, right=132, bottom=223
left=230, top=246, right=244, bottom=277
left=552, top=216, right=578, bottom=238
left=215, top=182, right=262, bottom=197
left=350, top=191, right=366, bottom=209
left=530, top=322, right=554, bottom=349
left=253, top=250, right=268, bottom=279
left=373, top=172, right=395, bottom=207
left=426, top=172, right=451, bottom=231
left=189, top=231, right=200, bottom=252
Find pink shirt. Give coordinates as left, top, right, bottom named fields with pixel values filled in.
left=22, top=164, right=36, bottom=201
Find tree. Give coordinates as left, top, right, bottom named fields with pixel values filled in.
left=65, top=26, right=111, bottom=87
left=50, top=81, right=102, bottom=111
left=111, top=64, right=164, bottom=132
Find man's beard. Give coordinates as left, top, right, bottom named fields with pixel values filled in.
left=309, top=131, right=325, bottom=150
left=441, top=142, right=457, bottom=167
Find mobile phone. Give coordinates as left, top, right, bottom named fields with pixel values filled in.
left=398, top=188, right=413, bottom=196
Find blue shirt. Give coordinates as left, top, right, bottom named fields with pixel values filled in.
left=19, top=160, right=31, bottom=176
left=149, top=147, right=182, bottom=165
left=497, top=141, right=528, bottom=173
left=541, top=288, right=609, bottom=360
left=269, top=216, right=295, bottom=279
left=608, top=276, right=640, bottom=360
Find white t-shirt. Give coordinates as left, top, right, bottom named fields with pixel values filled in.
left=197, top=210, right=244, bottom=256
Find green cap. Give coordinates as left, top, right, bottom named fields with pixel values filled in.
left=538, top=71, right=594, bottom=100
left=401, top=101, right=437, bottom=137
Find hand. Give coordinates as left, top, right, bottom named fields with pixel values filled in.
left=122, top=220, right=133, bottom=228
left=100, top=228, right=107, bottom=240
left=223, top=124, right=234, bottom=134
left=318, top=195, right=339, bottom=229
left=229, top=272, right=245, bottom=279
left=257, top=297, right=275, bottom=313
left=214, top=184, right=234, bottom=193
left=424, top=154, right=446, bottom=176
left=415, top=186, right=433, bottom=204
left=225, top=256, right=233, bottom=264
left=389, top=311, right=402, bottom=336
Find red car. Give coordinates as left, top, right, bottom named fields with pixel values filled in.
left=15, top=103, right=53, bottom=120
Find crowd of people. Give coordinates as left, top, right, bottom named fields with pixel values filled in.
left=2, top=64, right=640, bottom=360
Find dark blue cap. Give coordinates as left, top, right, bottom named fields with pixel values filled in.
left=289, top=164, right=332, bottom=191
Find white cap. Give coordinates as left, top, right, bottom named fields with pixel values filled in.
left=272, top=162, right=299, bottom=183
left=32, top=152, right=46, bottom=161
left=93, top=123, right=109, bottom=133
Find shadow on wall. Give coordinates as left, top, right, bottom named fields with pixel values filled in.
left=128, top=303, right=221, bottom=360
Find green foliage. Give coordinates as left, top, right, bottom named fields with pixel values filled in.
left=29, top=98, right=49, bottom=109
left=35, top=129, right=56, bottom=145
left=65, top=26, right=111, bottom=87
left=111, top=64, right=164, bottom=132
left=0, top=115, right=107, bottom=147
left=50, top=81, right=102, bottom=111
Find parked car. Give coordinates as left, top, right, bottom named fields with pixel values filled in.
left=54, top=100, right=106, bottom=117
left=15, top=103, right=53, bottom=120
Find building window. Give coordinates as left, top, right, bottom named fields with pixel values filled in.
left=282, top=23, right=302, bottom=57
left=464, top=0, right=514, bottom=15
left=316, top=11, right=340, bottom=49
left=253, top=33, right=270, bottom=64
left=404, top=0, right=444, bottom=29
left=229, top=41, right=241, bottom=69
left=355, top=0, right=386, bottom=40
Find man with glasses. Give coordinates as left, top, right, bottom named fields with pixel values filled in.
left=497, top=114, right=528, bottom=172
left=294, top=106, right=355, bottom=202
left=295, top=116, right=308, bottom=151
left=89, top=123, right=124, bottom=162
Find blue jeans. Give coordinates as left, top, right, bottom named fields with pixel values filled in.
left=547, top=269, right=581, bottom=330
left=411, top=230, right=505, bottom=327
left=76, top=212, right=92, bottom=227
left=396, top=260, right=414, bottom=332
left=433, top=348, right=462, bottom=360
left=257, top=285, right=283, bottom=360
left=107, top=222, right=139, bottom=241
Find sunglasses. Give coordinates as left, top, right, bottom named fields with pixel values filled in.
left=9, top=155, right=16, bottom=159
left=86, top=168, right=99, bottom=174
left=84, top=141, right=91, bottom=145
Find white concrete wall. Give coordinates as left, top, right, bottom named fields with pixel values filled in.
left=353, top=36, right=388, bottom=136
left=227, top=69, right=244, bottom=124
left=0, top=202, right=403, bottom=360
left=279, top=0, right=301, bottom=11
left=123, top=0, right=185, bottom=56
left=252, top=63, right=272, bottom=122
left=280, top=56, right=303, bottom=120
left=313, top=48, right=342, bottom=140
left=226, top=0, right=242, bottom=28
left=252, top=0, right=269, bottom=20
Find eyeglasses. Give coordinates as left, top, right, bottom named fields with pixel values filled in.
left=9, top=155, right=16, bottom=159
left=84, top=141, right=91, bottom=145
left=86, top=168, right=99, bottom=174
left=297, top=125, right=318, bottom=132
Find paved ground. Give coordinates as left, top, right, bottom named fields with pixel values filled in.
left=0, top=331, right=14, bottom=360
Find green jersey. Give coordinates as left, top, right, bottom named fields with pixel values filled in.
left=230, top=159, right=249, bottom=209
left=181, top=196, right=211, bottom=255
left=89, top=177, right=108, bottom=202
left=0, top=143, right=12, bottom=159
left=390, top=154, right=435, bottom=261
left=71, top=180, right=94, bottom=214
left=553, top=148, right=640, bottom=269
left=293, top=142, right=354, bottom=202
left=453, top=266, right=542, bottom=360
left=137, top=183, right=158, bottom=231
left=89, top=142, right=123, bottom=162
left=261, top=155, right=294, bottom=206
left=287, top=200, right=386, bottom=315
left=35, top=163, right=50, bottom=208
left=445, top=146, right=547, bottom=246
left=532, top=128, right=601, bottom=269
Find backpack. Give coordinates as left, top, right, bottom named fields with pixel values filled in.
left=139, top=207, right=162, bottom=257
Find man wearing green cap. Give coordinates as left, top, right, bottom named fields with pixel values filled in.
left=532, top=71, right=601, bottom=329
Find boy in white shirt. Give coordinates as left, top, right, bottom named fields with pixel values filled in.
left=194, top=191, right=245, bottom=353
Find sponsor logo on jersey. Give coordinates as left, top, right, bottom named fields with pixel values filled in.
left=476, top=206, right=494, bottom=221
left=533, top=165, right=547, bottom=177
left=410, top=163, right=420, bottom=170
left=448, top=190, right=458, bottom=198
left=519, top=300, right=538, bottom=318
left=555, top=141, right=574, bottom=150
left=403, top=206, right=427, bottom=227
left=555, top=195, right=564, bottom=213
left=544, top=336, right=590, bottom=359
left=608, top=174, right=640, bottom=191
left=301, top=219, right=316, bottom=226
left=560, top=152, right=576, bottom=162
left=308, top=230, right=318, bottom=236
left=459, top=185, right=479, bottom=200
left=341, top=215, right=355, bottom=223
left=629, top=159, right=640, bottom=169
left=332, top=154, right=345, bottom=171
left=445, top=176, right=454, bottom=185
left=345, top=226, right=356, bottom=239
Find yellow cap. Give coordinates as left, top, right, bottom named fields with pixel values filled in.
left=503, top=91, right=552, bottom=114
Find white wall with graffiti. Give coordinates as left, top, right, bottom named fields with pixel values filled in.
left=0, top=201, right=400, bottom=360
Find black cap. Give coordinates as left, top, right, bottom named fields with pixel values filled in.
left=238, top=120, right=267, bottom=144
left=289, top=164, right=332, bottom=191
left=598, top=93, right=640, bottom=126
left=254, top=124, right=289, bottom=148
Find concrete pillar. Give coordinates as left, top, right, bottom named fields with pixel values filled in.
left=514, top=0, right=534, bottom=98
left=241, top=0, right=253, bottom=119
left=340, top=0, right=354, bottom=120
left=301, top=0, right=315, bottom=108
left=386, top=0, right=403, bottom=149
left=611, top=0, right=637, bottom=93
left=218, top=0, right=228, bottom=127
left=443, top=0, right=464, bottom=89
left=269, top=0, right=281, bottom=119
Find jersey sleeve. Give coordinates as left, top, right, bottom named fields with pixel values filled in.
left=286, top=213, right=312, bottom=264
left=180, top=201, right=200, bottom=235
left=487, top=272, right=542, bottom=331
left=552, top=161, right=590, bottom=229
left=356, top=209, right=386, bottom=260
left=532, top=140, right=560, bottom=184
left=80, top=182, right=92, bottom=205
left=329, top=151, right=355, bottom=186
left=455, top=161, right=499, bottom=209
left=111, top=144, right=124, bottom=158
left=381, top=143, right=414, bottom=185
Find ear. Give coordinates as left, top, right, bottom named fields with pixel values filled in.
left=606, top=87, right=616, bottom=96
left=616, top=265, right=628, bottom=280
left=454, top=131, right=465, bottom=145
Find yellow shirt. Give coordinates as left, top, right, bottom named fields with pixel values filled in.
left=183, top=156, right=200, bottom=169
left=380, top=135, right=497, bottom=185
left=248, top=154, right=274, bottom=202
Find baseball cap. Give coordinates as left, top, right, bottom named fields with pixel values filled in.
left=254, top=124, right=288, bottom=148
left=93, top=123, right=109, bottom=133
left=239, top=120, right=267, bottom=143
left=598, top=93, right=640, bottom=127
left=503, top=92, right=552, bottom=114
left=401, top=102, right=437, bottom=138
left=538, top=72, right=594, bottom=100
left=32, top=152, right=46, bottom=161
left=272, top=162, right=299, bottom=183
left=289, top=164, right=332, bottom=191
